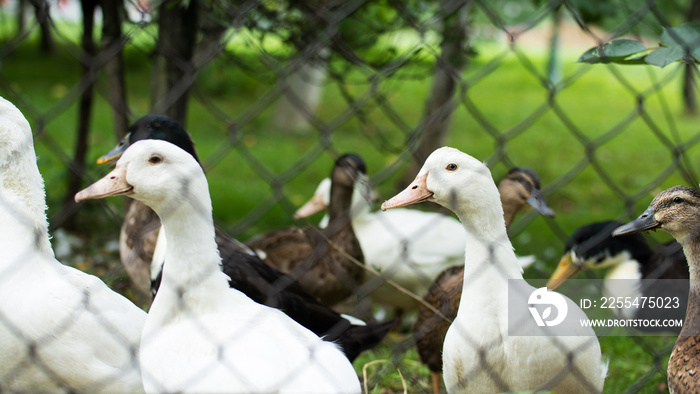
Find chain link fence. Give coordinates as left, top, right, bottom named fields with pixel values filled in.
left=1, top=0, right=699, bottom=392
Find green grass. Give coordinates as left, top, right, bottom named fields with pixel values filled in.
left=2, top=22, right=698, bottom=393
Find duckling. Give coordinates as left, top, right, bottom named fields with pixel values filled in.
left=76, top=139, right=361, bottom=393
left=413, top=166, right=555, bottom=394
left=0, top=96, right=146, bottom=392
left=247, top=154, right=366, bottom=306
left=382, top=147, right=605, bottom=393
left=613, top=186, right=700, bottom=394
left=547, top=220, right=687, bottom=333
left=99, top=115, right=392, bottom=361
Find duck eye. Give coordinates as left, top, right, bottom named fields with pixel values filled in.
left=673, top=196, right=684, bottom=204
left=148, top=155, right=163, bottom=165
left=446, top=163, right=458, bottom=171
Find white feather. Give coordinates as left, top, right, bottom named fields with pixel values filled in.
left=0, top=96, right=146, bottom=392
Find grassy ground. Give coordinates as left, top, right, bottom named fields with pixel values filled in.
left=1, top=21, right=697, bottom=393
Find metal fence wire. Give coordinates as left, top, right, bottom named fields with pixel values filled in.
left=1, top=0, right=699, bottom=392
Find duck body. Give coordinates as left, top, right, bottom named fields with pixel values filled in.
left=247, top=223, right=364, bottom=306
left=151, top=229, right=393, bottom=362
left=77, top=140, right=361, bottom=393
left=548, top=220, right=688, bottom=333
left=295, top=176, right=465, bottom=310
left=103, top=116, right=390, bottom=361
left=613, top=186, right=700, bottom=393
left=142, top=283, right=359, bottom=393
left=382, top=147, right=604, bottom=393
left=247, top=154, right=367, bottom=306
left=0, top=97, right=146, bottom=392
left=0, top=257, right=145, bottom=392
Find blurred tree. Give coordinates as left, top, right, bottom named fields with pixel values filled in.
left=684, top=0, right=700, bottom=114
left=27, top=0, right=53, bottom=53
left=151, top=0, right=198, bottom=125
left=400, top=0, right=472, bottom=189
left=100, top=0, right=129, bottom=139
left=57, top=0, right=98, bottom=229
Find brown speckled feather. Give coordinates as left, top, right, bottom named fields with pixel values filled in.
left=668, top=284, right=700, bottom=394
left=668, top=330, right=700, bottom=393
left=120, top=200, right=161, bottom=294
left=246, top=154, right=366, bottom=306
left=248, top=222, right=364, bottom=306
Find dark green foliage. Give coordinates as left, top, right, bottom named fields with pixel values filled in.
left=579, top=23, right=700, bottom=68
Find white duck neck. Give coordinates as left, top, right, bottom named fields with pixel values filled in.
left=452, top=196, right=523, bottom=319
left=155, top=191, right=229, bottom=297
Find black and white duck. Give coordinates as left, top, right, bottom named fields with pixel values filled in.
left=547, top=220, right=688, bottom=334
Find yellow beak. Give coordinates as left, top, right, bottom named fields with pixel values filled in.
left=546, top=252, right=581, bottom=291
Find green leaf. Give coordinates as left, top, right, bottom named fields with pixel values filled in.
left=578, top=39, right=648, bottom=64
left=660, top=23, right=700, bottom=49
left=644, top=46, right=686, bottom=68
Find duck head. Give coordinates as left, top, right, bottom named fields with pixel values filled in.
left=381, top=147, right=500, bottom=215
left=78, top=140, right=209, bottom=217
left=500, top=167, right=555, bottom=218
left=332, top=154, right=367, bottom=188
left=613, top=186, right=700, bottom=246
left=97, top=114, right=200, bottom=166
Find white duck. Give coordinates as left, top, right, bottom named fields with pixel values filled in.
left=381, top=147, right=606, bottom=393
left=0, top=97, right=146, bottom=392
left=295, top=169, right=546, bottom=315
left=75, top=139, right=361, bottom=393
left=294, top=174, right=467, bottom=311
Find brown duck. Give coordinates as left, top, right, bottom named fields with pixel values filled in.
left=413, top=167, right=555, bottom=394
left=247, top=154, right=366, bottom=306
left=613, top=185, right=700, bottom=394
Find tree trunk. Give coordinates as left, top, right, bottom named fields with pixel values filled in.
left=100, top=0, right=129, bottom=139
left=151, top=0, right=199, bottom=125
left=17, top=0, right=27, bottom=35
left=55, top=0, right=98, bottom=230
left=399, top=0, right=472, bottom=189
left=28, top=0, right=54, bottom=54
left=547, top=6, right=562, bottom=85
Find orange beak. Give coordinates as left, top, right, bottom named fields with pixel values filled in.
left=381, top=172, right=433, bottom=211
left=75, top=165, right=132, bottom=202
left=546, top=252, right=581, bottom=291
left=293, top=192, right=327, bottom=220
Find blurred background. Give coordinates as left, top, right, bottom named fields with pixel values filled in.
left=1, top=0, right=699, bottom=391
